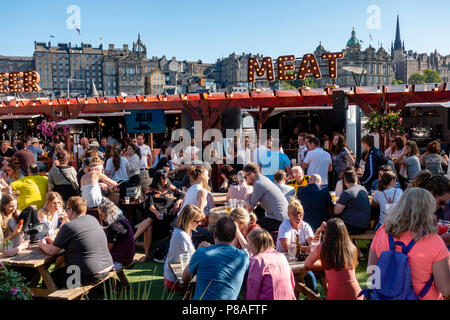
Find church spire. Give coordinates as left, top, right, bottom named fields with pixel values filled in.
left=394, top=15, right=402, bottom=51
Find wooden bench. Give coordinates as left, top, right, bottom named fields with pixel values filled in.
left=31, top=265, right=130, bottom=300
left=349, top=230, right=376, bottom=241
left=124, top=252, right=146, bottom=269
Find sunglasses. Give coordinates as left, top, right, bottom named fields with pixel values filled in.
left=194, top=220, right=202, bottom=224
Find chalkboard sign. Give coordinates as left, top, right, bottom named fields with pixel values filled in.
left=125, top=110, right=166, bottom=133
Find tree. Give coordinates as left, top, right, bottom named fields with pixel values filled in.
left=392, top=78, right=404, bottom=85
left=423, top=69, right=442, bottom=83
left=408, top=69, right=442, bottom=84
left=408, top=73, right=425, bottom=84
left=304, top=78, right=319, bottom=88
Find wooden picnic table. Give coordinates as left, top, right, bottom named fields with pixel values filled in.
left=212, top=192, right=227, bottom=206
left=0, top=244, right=62, bottom=293
left=169, top=252, right=327, bottom=300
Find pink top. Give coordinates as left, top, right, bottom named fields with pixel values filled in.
left=227, top=183, right=253, bottom=201
left=245, top=248, right=296, bottom=300
left=371, top=226, right=449, bottom=300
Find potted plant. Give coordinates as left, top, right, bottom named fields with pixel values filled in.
left=0, top=261, right=32, bottom=300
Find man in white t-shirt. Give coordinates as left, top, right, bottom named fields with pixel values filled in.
left=136, top=134, right=152, bottom=170
left=301, top=137, right=332, bottom=186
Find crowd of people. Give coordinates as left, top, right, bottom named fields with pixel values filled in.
left=0, top=128, right=448, bottom=301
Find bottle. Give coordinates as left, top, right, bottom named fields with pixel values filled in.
left=295, top=234, right=301, bottom=256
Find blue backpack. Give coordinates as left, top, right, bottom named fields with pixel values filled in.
left=359, top=234, right=434, bottom=300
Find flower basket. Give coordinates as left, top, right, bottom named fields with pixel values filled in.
left=36, top=119, right=70, bottom=139
left=363, top=111, right=404, bottom=137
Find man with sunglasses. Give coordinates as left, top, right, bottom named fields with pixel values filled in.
left=243, top=163, right=288, bottom=232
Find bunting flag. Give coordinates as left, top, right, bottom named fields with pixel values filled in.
left=74, top=26, right=81, bottom=35
left=360, top=39, right=364, bottom=43
left=49, top=35, right=55, bottom=38
left=369, top=33, right=374, bottom=41
left=99, top=36, right=103, bottom=41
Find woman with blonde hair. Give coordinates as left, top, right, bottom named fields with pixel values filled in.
left=230, top=207, right=260, bottom=250
left=369, top=188, right=450, bottom=300
left=164, top=205, right=205, bottom=291
left=305, top=218, right=363, bottom=300
left=245, top=228, right=296, bottom=300
left=37, top=192, right=68, bottom=230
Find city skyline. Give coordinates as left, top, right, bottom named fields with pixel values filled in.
left=1, top=0, right=450, bottom=62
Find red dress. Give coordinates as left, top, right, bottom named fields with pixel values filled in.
left=325, top=269, right=363, bottom=300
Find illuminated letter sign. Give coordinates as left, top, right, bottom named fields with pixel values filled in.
left=298, top=54, right=322, bottom=80
left=0, top=71, right=41, bottom=93
left=321, top=52, right=344, bottom=78
left=277, top=55, right=296, bottom=81
left=0, top=73, right=9, bottom=93
left=23, top=71, right=41, bottom=92
left=248, top=57, right=274, bottom=82
left=247, top=51, right=344, bottom=82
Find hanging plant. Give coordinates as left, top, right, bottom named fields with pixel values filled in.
left=36, top=119, right=70, bottom=138
left=364, top=111, right=404, bottom=136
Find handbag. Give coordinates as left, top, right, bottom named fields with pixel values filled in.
left=18, top=206, right=49, bottom=243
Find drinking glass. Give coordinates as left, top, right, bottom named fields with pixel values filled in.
left=291, top=159, right=297, bottom=166
left=330, top=191, right=336, bottom=203
left=230, top=199, right=237, bottom=209
left=225, top=202, right=231, bottom=214
left=287, top=243, right=297, bottom=259
left=124, top=196, right=130, bottom=204
left=180, top=253, right=191, bottom=271
left=309, top=240, right=320, bottom=253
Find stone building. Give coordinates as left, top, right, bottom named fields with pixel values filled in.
left=0, top=55, right=34, bottom=73
left=311, top=28, right=394, bottom=87
left=213, top=52, right=268, bottom=89
left=392, top=15, right=450, bottom=83
left=103, top=34, right=150, bottom=96
left=145, top=68, right=166, bottom=94
left=33, top=42, right=104, bottom=97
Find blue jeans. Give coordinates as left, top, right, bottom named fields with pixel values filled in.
left=304, top=271, right=317, bottom=293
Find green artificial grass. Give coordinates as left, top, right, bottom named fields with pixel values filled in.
left=88, top=239, right=373, bottom=300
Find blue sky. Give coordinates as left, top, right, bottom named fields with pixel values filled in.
left=1, top=0, right=449, bottom=62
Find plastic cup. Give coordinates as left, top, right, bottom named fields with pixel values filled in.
left=310, top=240, right=320, bottom=253
left=291, top=159, right=297, bottom=166
left=230, top=199, right=237, bottom=209
left=124, top=196, right=130, bottom=204
left=287, top=243, right=297, bottom=258
left=225, top=202, right=231, bottom=214
left=180, top=253, right=191, bottom=271
left=330, top=192, right=336, bottom=203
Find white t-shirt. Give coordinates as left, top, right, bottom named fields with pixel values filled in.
left=164, top=228, right=196, bottom=282
left=138, top=144, right=151, bottom=169
left=303, top=147, right=332, bottom=185
left=276, top=219, right=314, bottom=252
left=105, top=157, right=129, bottom=182
left=373, top=187, right=403, bottom=224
